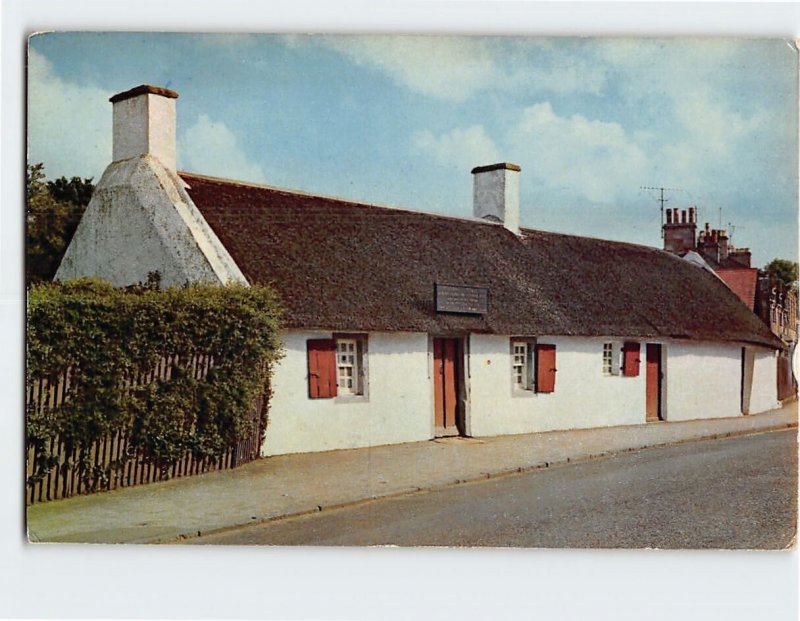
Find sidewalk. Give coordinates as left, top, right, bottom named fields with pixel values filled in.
left=27, top=402, right=797, bottom=544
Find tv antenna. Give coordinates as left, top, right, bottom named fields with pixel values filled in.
left=640, top=186, right=683, bottom=238
left=728, top=221, right=745, bottom=244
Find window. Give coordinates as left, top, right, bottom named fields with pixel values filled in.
left=602, top=343, right=614, bottom=375
left=334, top=334, right=367, bottom=397
left=307, top=335, right=367, bottom=399
left=602, top=342, right=623, bottom=376
left=336, top=339, right=360, bottom=395
left=511, top=340, right=533, bottom=390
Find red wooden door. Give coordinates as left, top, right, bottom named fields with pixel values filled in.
left=536, top=344, right=557, bottom=393
left=433, top=338, right=460, bottom=436
left=646, top=344, right=662, bottom=422
left=307, top=339, right=337, bottom=399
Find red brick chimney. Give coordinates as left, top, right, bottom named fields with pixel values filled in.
left=696, top=223, right=732, bottom=265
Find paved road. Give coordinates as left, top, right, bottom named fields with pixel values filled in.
left=186, top=429, right=797, bottom=549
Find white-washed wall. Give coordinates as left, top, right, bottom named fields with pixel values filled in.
left=266, top=332, right=778, bottom=454
left=749, top=347, right=779, bottom=414
left=664, top=342, right=742, bottom=421
left=263, top=330, right=433, bottom=456
left=467, top=335, right=646, bottom=437
left=55, top=156, right=246, bottom=287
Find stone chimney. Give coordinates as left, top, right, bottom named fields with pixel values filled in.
left=110, top=84, right=179, bottom=172
left=662, top=207, right=697, bottom=255
left=471, top=163, right=521, bottom=234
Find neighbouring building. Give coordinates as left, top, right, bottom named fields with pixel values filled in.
left=662, top=207, right=797, bottom=400
left=663, top=207, right=760, bottom=309
left=55, top=85, right=785, bottom=456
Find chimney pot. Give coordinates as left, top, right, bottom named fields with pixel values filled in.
left=666, top=209, right=673, bottom=224
left=110, top=84, right=179, bottom=172
left=472, top=162, right=521, bottom=234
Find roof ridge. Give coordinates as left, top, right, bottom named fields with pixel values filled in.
left=520, top=226, right=669, bottom=255
left=179, top=170, right=508, bottom=229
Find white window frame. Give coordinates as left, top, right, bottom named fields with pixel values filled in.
left=336, top=339, right=358, bottom=395
left=334, top=334, right=368, bottom=399
left=510, top=338, right=536, bottom=394
left=512, top=342, right=528, bottom=389
left=602, top=342, right=622, bottom=376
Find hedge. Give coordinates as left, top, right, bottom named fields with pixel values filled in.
left=26, top=278, right=283, bottom=488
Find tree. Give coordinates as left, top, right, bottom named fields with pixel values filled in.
left=26, top=163, right=94, bottom=284
left=47, top=174, right=94, bottom=207
left=764, top=258, right=799, bottom=287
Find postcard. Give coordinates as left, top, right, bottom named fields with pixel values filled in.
left=25, top=33, right=798, bottom=549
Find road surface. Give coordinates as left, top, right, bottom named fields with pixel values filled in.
left=186, top=429, right=797, bottom=549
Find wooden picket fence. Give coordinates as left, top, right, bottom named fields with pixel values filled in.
left=25, top=354, right=265, bottom=505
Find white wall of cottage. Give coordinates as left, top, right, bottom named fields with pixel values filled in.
left=664, top=342, right=778, bottom=420
left=467, top=335, right=646, bottom=437
left=263, top=330, right=433, bottom=456
left=264, top=331, right=780, bottom=455
left=749, top=347, right=781, bottom=414
left=663, top=342, right=742, bottom=421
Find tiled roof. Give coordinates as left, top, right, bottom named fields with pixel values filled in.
left=181, top=172, right=780, bottom=348
left=716, top=267, right=759, bottom=311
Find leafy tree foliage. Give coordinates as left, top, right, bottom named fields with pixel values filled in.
left=26, top=163, right=94, bottom=284
left=764, top=258, right=799, bottom=287
left=46, top=173, right=94, bottom=207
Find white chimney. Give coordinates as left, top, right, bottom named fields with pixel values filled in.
left=110, top=84, right=179, bottom=172
left=471, top=162, right=521, bottom=234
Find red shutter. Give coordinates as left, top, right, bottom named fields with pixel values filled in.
left=307, top=339, right=337, bottom=399
left=536, top=344, right=557, bottom=393
left=622, top=342, right=641, bottom=377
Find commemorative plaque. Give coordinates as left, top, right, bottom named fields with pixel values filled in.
left=435, top=283, right=489, bottom=315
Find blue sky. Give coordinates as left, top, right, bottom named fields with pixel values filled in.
left=28, top=33, right=798, bottom=266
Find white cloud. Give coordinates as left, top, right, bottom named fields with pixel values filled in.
left=27, top=48, right=113, bottom=180
left=413, top=103, right=649, bottom=205
left=510, top=102, right=649, bottom=204
left=671, top=88, right=764, bottom=158
left=179, top=114, right=267, bottom=184
left=317, top=36, right=608, bottom=102
left=596, top=39, right=767, bottom=163
left=27, top=50, right=269, bottom=186
left=320, top=36, right=496, bottom=102
left=412, top=125, right=500, bottom=172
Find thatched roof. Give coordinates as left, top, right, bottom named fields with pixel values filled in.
left=182, top=172, right=780, bottom=348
